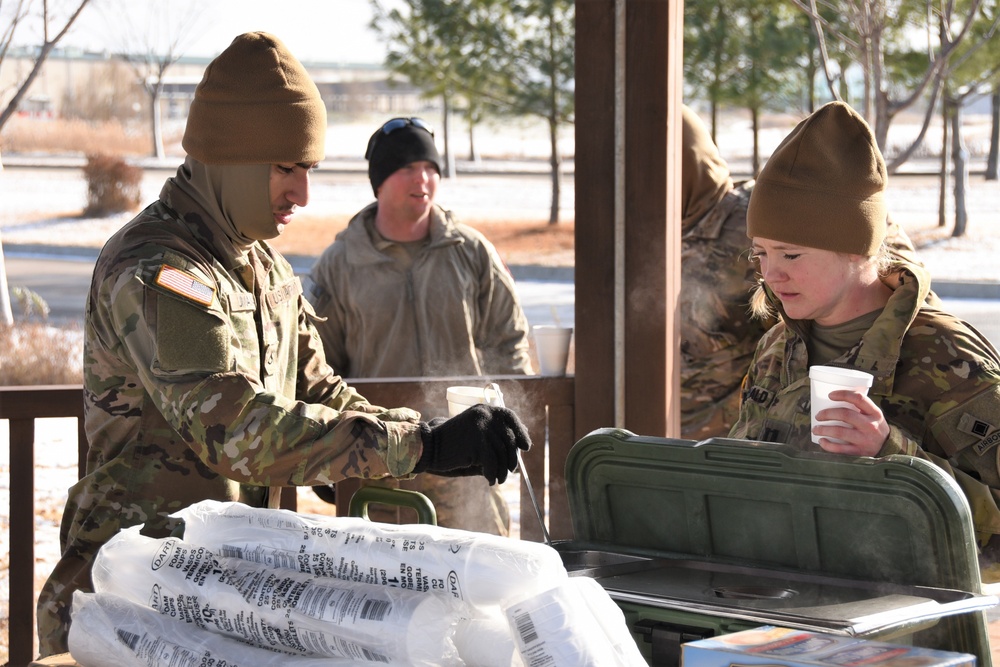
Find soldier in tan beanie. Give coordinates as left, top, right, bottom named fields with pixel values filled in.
left=677, top=104, right=768, bottom=439
left=37, top=33, right=531, bottom=656
left=677, top=103, right=927, bottom=441
left=730, top=101, right=1000, bottom=564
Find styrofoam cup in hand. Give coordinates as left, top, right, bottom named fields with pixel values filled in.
left=532, top=325, right=573, bottom=376
left=446, top=385, right=504, bottom=417
left=809, top=366, right=874, bottom=445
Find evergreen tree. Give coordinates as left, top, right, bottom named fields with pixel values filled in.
left=370, top=0, right=574, bottom=224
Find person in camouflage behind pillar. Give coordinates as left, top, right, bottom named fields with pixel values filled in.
left=728, top=101, right=1000, bottom=565
left=679, top=104, right=768, bottom=439
left=678, top=104, right=932, bottom=440
left=36, top=32, right=531, bottom=657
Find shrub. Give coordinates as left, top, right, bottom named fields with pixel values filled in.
left=83, top=153, right=143, bottom=216
left=11, top=286, right=50, bottom=321
left=0, top=321, right=83, bottom=385
left=0, top=116, right=151, bottom=156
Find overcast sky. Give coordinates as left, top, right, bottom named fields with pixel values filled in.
left=13, top=0, right=390, bottom=64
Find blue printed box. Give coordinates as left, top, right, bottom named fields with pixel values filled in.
left=681, top=626, right=975, bottom=667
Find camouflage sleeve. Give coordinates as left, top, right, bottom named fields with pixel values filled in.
left=473, top=241, right=534, bottom=375
left=297, top=294, right=422, bottom=424
left=305, top=257, right=351, bottom=375
left=112, top=259, right=424, bottom=486
left=879, top=384, right=1000, bottom=546
left=295, top=293, right=370, bottom=409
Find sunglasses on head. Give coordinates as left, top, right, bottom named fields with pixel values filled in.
left=365, top=117, right=435, bottom=159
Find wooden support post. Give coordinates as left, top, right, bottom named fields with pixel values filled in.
left=575, top=0, right=684, bottom=440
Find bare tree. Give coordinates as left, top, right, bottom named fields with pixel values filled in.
left=101, top=0, right=205, bottom=158
left=0, top=0, right=93, bottom=132
left=792, top=0, right=996, bottom=174
left=0, top=0, right=93, bottom=326
left=940, top=22, right=1000, bottom=236
left=988, top=88, right=999, bottom=180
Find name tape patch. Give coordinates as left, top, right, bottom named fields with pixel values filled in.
left=155, top=264, right=215, bottom=307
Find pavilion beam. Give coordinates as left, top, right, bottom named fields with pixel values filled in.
left=575, top=0, right=684, bottom=441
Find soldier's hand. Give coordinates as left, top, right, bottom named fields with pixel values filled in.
left=414, top=404, right=531, bottom=485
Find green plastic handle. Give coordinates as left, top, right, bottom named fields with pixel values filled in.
left=348, top=486, right=438, bottom=525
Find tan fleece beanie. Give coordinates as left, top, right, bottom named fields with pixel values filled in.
left=182, top=32, right=327, bottom=165
left=681, top=104, right=733, bottom=230
left=746, top=101, right=887, bottom=256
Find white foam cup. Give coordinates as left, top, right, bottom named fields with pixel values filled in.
left=808, top=366, right=874, bottom=445
left=532, top=325, right=573, bottom=376
left=446, top=385, right=504, bottom=417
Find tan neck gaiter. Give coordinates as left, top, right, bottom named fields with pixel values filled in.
left=172, top=156, right=274, bottom=248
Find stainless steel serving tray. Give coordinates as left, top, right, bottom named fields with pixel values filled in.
left=554, top=546, right=997, bottom=636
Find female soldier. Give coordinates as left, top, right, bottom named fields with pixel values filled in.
left=729, top=101, right=1000, bottom=561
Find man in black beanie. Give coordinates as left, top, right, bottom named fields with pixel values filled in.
left=37, top=39, right=530, bottom=656
left=308, top=117, right=533, bottom=535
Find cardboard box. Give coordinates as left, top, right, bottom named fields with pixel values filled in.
left=29, top=655, right=82, bottom=667
left=682, top=626, right=976, bottom=667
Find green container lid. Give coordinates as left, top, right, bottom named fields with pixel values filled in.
left=563, top=429, right=981, bottom=591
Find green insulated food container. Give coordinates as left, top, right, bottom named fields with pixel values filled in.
left=552, top=429, right=997, bottom=667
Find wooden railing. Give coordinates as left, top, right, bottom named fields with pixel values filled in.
left=0, top=376, right=575, bottom=666
left=1, top=385, right=85, bottom=667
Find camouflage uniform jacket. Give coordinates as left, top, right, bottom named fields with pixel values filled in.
left=729, top=261, right=1000, bottom=544
left=681, top=181, right=768, bottom=439
left=38, top=176, right=429, bottom=654
left=308, top=202, right=532, bottom=377
left=79, top=180, right=425, bottom=523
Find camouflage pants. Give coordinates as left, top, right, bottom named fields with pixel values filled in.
left=36, top=475, right=254, bottom=657
left=36, top=485, right=120, bottom=657
left=681, top=386, right=744, bottom=440
left=36, top=551, right=92, bottom=658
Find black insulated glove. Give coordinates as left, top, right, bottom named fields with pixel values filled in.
left=414, top=404, right=531, bottom=485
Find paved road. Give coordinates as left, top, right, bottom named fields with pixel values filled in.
left=4, top=252, right=94, bottom=324
left=6, top=250, right=999, bottom=348
left=2, top=250, right=578, bottom=330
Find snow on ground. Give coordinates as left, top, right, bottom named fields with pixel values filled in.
left=4, top=159, right=999, bottom=284
left=883, top=175, right=1000, bottom=282
left=0, top=163, right=575, bottom=249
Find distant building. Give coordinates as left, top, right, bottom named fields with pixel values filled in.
left=0, top=46, right=435, bottom=121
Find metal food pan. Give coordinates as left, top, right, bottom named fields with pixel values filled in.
left=553, top=542, right=995, bottom=636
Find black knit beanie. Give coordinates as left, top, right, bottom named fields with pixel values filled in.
left=182, top=32, right=327, bottom=165
left=366, top=120, right=441, bottom=196
left=746, top=101, right=887, bottom=256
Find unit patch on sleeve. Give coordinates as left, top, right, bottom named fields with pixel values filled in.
left=959, top=413, right=994, bottom=437
left=958, top=412, right=1000, bottom=456
left=155, top=264, right=215, bottom=307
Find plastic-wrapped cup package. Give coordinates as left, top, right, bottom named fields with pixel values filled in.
left=808, top=365, right=874, bottom=444
left=91, top=526, right=462, bottom=666
left=69, top=591, right=346, bottom=667
left=504, top=578, right=647, bottom=667
left=454, top=609, right=524, bottom=667
left=174, top=500, right=568, bottom=609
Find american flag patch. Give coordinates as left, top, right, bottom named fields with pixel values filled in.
left=155, top=264, right=215, bottom=306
